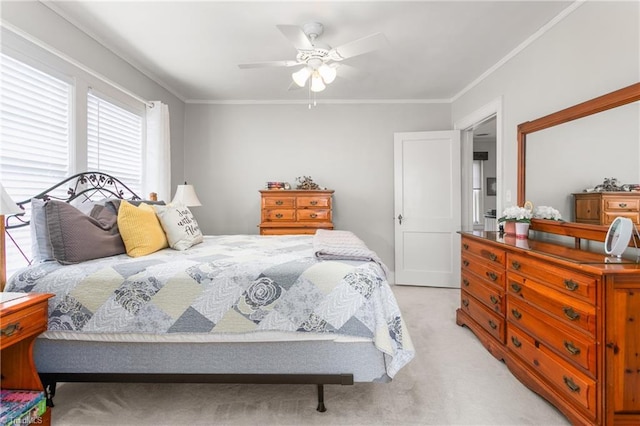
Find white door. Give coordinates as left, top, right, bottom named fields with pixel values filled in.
left=394, top=130, right=461, bottom=287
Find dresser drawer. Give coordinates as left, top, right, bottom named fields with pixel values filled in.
left=0, top=301, right=48, bottom=350
left=507, top=253, right=596, bottom=303
left=461, top=290, right=504, bottom=343
left=262, top=197, right=295, bottom=208
left=297, top=196, right=331, bottom=208
left=462, top=271, right=504, bottom=314
left=507, top=326, right=596, bottom=417
left=604, top=197, right=640, bottom=211
left=508, top=275, right=596, bottom=337
left=462, top=254, right=505, bottom=289
left=262, top=209, right=295, bottom=221
left=603, top=211, right=640, bottom=225
left=508, top=298, right=596, bottom=375
left=461, top=237, right=505, bottom=266
left=297, top=209, right=331, bottom=221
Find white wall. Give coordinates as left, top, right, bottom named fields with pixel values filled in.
left=0, top=1, right=186, bottom=188
left=452, top=1, right=640, bottom=218
left=185, top=103, right=451, bottom=269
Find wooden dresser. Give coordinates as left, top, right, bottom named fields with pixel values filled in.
left=457, top=231, right=640, bottom=426
left=573, top=192, right=640, bottom=225
left=259, top=190, right=334, bottom=235
left=1, top=293, right=53, bottom=425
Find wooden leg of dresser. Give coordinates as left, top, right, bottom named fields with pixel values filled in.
left=456, top=308, right=508, bottom=362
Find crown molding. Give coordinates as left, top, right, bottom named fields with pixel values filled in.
left=451, top=0, right=584, bottom=102
left=185, top=98, right=452, bottom=105
left=40, top=0, right=187, bottom=103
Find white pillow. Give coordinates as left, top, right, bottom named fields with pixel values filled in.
left=154, top=204, right=203, bottom=250
left=30, top=198, right=54, bottom=263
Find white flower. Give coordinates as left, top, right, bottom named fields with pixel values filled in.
left=533, top=206, right=562, bottom=221
left=498, top=206, right=532, bottom=223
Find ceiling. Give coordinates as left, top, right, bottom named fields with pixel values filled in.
left=45, top=1, right=574, bottom=102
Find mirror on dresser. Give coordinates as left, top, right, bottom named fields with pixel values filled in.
left=517, top=82, right=640, bottom=242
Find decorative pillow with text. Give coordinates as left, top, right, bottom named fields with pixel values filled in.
left=154, top=204, right=203, bottom=251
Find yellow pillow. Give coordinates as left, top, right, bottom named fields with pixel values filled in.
left=117, top=200, right=168, bottom=257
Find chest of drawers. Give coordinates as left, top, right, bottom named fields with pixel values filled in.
left=1, top=293, right=53, bottom=425
left=457, top=232, right=640, bottom=425
left=259, top=190, right=334, bottom=235
left=574, top=192, right=640, bottom=225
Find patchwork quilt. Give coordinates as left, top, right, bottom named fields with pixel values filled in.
left=6, top=235, right=414, bottom=377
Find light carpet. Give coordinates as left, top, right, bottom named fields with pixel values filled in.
left=48, top=286, right=570, bottom=425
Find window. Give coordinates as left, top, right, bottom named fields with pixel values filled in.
left=87, top=92, right=143, bottom=195
left=0, top=52, right=145, bottom=281
left=0, top=52, right=71, bottom=275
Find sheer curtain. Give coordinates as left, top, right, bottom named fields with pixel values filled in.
left=144, top=101, right=171, bottom=201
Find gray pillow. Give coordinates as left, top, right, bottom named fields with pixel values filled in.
left=45, top=200, right=126, bottom=264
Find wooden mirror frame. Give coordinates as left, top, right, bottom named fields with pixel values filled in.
left=517, top=82, right=640, bottom=245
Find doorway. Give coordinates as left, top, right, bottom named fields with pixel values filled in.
left=455, top=98, right=503, bottom=233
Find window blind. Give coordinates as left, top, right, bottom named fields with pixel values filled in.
left=0, top=53, right=71, bottom=275
left=87, top=93, right=143, bottom=196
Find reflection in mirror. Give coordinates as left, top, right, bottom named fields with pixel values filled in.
left=525, top=100, right=640, bottom=222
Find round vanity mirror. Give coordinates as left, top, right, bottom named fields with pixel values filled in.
left=604, top=217, right=634, bottom=257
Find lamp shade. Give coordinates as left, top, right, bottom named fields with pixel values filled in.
left=292, top=67, right=311, bottom=87
left=318, top=64, right=337, bottom=84
left=310, top=73, right=326, bottom=92
left=172, top=184, right=202, bottom=207
left=0, top=183, right=22, bottom=215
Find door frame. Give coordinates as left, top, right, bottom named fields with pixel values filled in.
left=454, top=97, right=504, bottom=232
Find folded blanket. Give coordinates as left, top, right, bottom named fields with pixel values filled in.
left=313, top=229, right=389, bottom=277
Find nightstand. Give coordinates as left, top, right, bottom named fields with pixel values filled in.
left=1, top=293, right=53, bottom=426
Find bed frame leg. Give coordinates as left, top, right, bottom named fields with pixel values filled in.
left=316, top=384, right=327, bottom=412
left=43, top=380, right=57, bottom=407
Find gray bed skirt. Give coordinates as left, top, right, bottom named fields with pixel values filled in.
left=34, top=338, right=391, bottom=383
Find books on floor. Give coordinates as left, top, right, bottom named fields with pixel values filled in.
left=1, top=389, right=46, bottom=426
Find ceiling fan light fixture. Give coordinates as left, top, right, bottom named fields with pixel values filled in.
left=310, top=73, right=326, bottom=92
left=292, top=67, right=311, bottom=87
left=318, top=64, right=337, bottom=84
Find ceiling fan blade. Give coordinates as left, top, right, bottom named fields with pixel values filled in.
left=287, top=81, right=304, bottom=91
left=238, top=60, right=301, bottom=69
left=335, top=63, right=368, bottom=80
left=276, top=24, right=314, bottom=50
left=331, top=32, right=388, bottom=60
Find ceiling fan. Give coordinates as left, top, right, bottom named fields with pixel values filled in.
left=238, top=22, right=387, bottom=92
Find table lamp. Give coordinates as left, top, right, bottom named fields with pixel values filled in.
left=0, top=183, right=22, bottom=290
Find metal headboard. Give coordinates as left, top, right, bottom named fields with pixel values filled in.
left=5, top=171, right=140, bottom=231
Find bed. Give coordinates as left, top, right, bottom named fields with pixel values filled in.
left=3, top=172, right=414, bottom=412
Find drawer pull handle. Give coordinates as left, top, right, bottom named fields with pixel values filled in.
left=488, top=319, right=497, bottom=330
left=463, top=243, right=469, bottom=250
left=275, top=200, right=283, bottom=205
left=310, top=213, right=318, bottom=219
left=511, top=309, right=522, bottom=320
left=562, top=307, right=581, bottom=321
left=619, top=203, right=627, bottom=208
left=510, top=283, right=522, bottom=293
left=564, top=279, right=579, bottom=292
left=1, top=322, right=20, bottom=337
left=486, top=272, right=498, bottom=281
left=563, top=376, right=581, bottom=393
left=462, top=278, right=470, bottom=287
left=462, top=299, right=469, bottom=307
left=564, top=341, right=581, bottom=356
left=511, top=261, right=521, bottom=270
left=275, top=213, right=283, bottom=219
left=310, top=200, right=318, bottom=206
left=511, top=336, right=522, bottom=348
left=489, top=253, right=497, bottom=261
left=462, top=260, right=470, bottom=267
left=490, top=295, right=499, bottom=305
